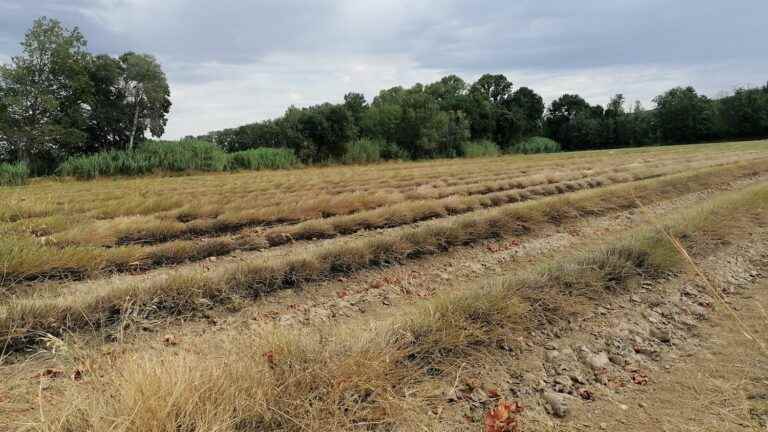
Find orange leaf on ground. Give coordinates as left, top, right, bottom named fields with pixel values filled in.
left=484, top=400, right=524, bottom=432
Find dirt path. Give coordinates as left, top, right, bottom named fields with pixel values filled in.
left=461, top=207, right=768, bottom=431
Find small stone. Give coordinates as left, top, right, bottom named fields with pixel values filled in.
left=544, top=350, right=560, bottom=363
left=543, top=391, right=570, bottom=418
left=639, top=402, right=648, bottom=408
left=608, top=353, right=626, bottom=366
left=650, top=327, right=672, bottom=343
left=600, top=423, right=608, bottom=430
left=585, top=352, right=610, bottom=370
left=619, top=404, right=629, bottom=411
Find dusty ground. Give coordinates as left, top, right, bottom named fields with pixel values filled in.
left=428, top=200, right=768, bottom=431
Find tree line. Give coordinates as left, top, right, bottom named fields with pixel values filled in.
left=0, top=18, right=171, bottom=174
left=198, top=79, right=768, bottom=163
left=2, top=17, right=768, bottom=175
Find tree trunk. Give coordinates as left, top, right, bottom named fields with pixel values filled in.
left=128, top=93, right=142, bottom=151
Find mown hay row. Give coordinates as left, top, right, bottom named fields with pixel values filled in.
left=1, top=160, right=765, bottom=350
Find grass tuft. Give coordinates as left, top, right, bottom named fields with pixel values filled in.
left=0, top=161, right=29, bottom=186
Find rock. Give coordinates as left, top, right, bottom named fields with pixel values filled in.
left=650, top=327, right=672, bottom=343
left=599, top=423, right=608, bottom=430
left=608, top=353, right=627, bottom=366
left=544, top=350, right=560, bottom=363
left=543, top=391, right=570, bottom=418
left=585, top=351, right=610, bottom=370
left=553, top=375, right=572, bottom=393
left=544, top=342, right=559, bottom=350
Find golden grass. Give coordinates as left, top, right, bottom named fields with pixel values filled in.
left=2, top=150, right=765, bottom=287
left=1, top=142, right=758, bottom=240
left=28, top=180, right=768, bottom=432
left=2, top=159, right=765, bottom=351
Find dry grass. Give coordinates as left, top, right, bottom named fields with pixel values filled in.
left=23, top=180, right=768, bottom=432
left=2, top=149, right=765, bottom=288
left=2, top=158, right=765, bottom=352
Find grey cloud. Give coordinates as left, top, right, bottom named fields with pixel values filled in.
left=1, top=0, right=766, bottom=138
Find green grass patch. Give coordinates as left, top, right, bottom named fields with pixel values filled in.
left=227, top=148, right=300, bottom=170
left=0, top=161, right=29, bottom=186
left=341, top=138, right=383, bottom=164
left=510, top=136, right=562, bottom=154
left=461, top=140, right=500, bottom=158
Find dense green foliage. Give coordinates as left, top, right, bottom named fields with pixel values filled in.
left=201, top=77, right=768, bottom=162
left=0, top=17, right=171, bottom=173
left=0, top=161, right=29, bottom=186
left=57, top=140, right=229, bottom=179
left=58, top=140, right=300, bottom=179
left=341, top=138, right=383, bottom=164
left=197, top=74, right=546, bottom=162
left=461, top=140, right=500, bottom=158
left=544, top=86, right=768, bottom=150
left=509, top=137, right=561, bottom=154
left=227, top=148, right=300, bottom=170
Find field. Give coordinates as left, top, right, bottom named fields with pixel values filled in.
left=2, top=140, right=768, bottom=431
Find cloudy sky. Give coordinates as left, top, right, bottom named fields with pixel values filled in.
left=1, top=0, right=766, bottom=138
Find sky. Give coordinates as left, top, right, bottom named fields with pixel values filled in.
left=1, top=0, right=766, bottom=139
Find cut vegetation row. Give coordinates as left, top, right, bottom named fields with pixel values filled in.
left=1, top=143, right=757, bottom=233
left=35, top=181, right=768, bottom=432
left=2, top=154, right=764, bottom=288
left=2, top=160, right=765, bottom=350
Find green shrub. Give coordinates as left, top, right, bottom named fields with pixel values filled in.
left=380, top=141, right=410, bottom=160
left=0, top=162, right=30, bottom=186
left=138, top=140, right=229, bottom=172
left=509, top=137, right=562, bottom=154
left=461, top=140, right=500, bottom=158
left=227, top=148, right=300, bottom=170
left=341, top=139, right=382, bottom=164
left=57, top=140, right=229, bottom=179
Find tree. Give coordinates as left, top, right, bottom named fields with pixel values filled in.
left=653, top=87, right=714, bottom=143
left=343, top=92, right=368, bottom=128
left=0, top=17, right=91, bottom=169
left=718, top=87, right=768, bottom=138
left=507, top=86, right=545, bottom=137
left=470, top=74, right=513, bottom=105
left=85, top=54, right=130, bottom=152
left=544, top=94, right=591, bottom=149
left=119, top=52, right=171, bottom=150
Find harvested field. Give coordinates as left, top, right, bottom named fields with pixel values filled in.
left=1, top=140, right=768, bottom=431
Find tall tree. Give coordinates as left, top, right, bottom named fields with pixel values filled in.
left=86, top=54, right=129, bottom=152
left=653, top=87, right=714, bottom=143
left=507, top=86, right=545, bottom=137
left=119, top=52, right=171, bottom=150
left=0, top=17, right=91, bottom=168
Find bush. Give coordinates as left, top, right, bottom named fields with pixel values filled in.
left=138, top=140, right=229, bottom=172
left=509, top=137, right=561, bottom=154
left=0, top=162, right=30, bottom=186
left=57, top=150, right=150, bottom=179
left=58, top=140, right=229, bottom=179
left=341, top=139, right=382, bottom=164
left=380, top=141, right=410, bottom=160
left=461, top=140, right=500, bottom=158
left=227, top=148, right=300, bottom=170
